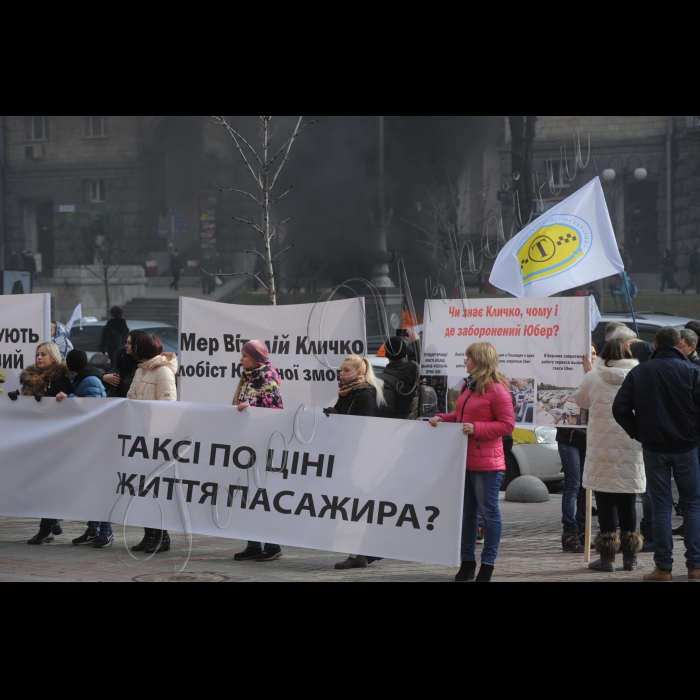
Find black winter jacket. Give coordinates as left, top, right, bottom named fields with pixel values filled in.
left=612, top=345, right=700, bottom=453
left=630, top=340, right=654, bottom=364
left=100, top=318, right=129, bottom=364
left=379, top=360, right=419, bottom=419
left=334, top=386, right=377, bottom=417
left=687, top=349, right=700, bottom=367
left=105, top=347, right=139, bottom=397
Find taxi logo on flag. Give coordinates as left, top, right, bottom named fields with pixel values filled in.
left=517, top=214, right=593, bottom=286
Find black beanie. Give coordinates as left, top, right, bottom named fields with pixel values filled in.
left=385, top=336, right=407, bottom=360
left=66, top=349, right=88, bottom=373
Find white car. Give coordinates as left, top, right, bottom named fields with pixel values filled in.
left=504, top=425, right=563, bottom=490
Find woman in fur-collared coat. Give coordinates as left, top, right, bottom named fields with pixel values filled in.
left=12, top=342, right=74, bottom=545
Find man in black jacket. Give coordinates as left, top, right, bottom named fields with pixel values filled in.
left=680, top=328, right=700, bottom=367
left=685, top=321, right=700, bottom=366
left=612, top=326, right=700, bottom=582
left=379, top=336, right=419, bottom=420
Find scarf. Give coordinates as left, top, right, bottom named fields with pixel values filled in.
left=338, top=377, right=368, bottom=397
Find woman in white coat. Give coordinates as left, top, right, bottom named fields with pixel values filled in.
left=575, top=338, right=645, bottom=573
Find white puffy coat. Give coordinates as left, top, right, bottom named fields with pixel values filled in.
left=575, top=358, right=645, bottom=493
left=127, top=353, right=178, bottom=401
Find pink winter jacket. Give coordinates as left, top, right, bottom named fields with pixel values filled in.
left=437, top=381, right=515, bottom=472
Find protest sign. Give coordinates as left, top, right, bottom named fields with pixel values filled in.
left=423, top=297, right=590, bottom=426
left=179, top=297, right=366, bottom=410
left=0, top=294, right=50, bottom=394
left=0, top=399, right=466, bottom=566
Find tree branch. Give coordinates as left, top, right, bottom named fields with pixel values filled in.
left=273, top=240, right=300, bottom=261
left=269, top=117, right=318, bottom=190
left=211, top=181, right=261, bottom=205
left=242, top=247, right=267, bottom=261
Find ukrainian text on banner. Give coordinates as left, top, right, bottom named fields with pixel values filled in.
left=0, top=399, right=465, bottom=566
left=0, top=293, right=50, bottom=394
left=422, top=297, right=590, bottom=426
left=178, top=297, right=366, bottom=409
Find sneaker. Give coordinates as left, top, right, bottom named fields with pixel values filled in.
left=476, top=526, right=484, bottom=544
left=93, top=533, right=114, bottom=548
left=256, top=547, right=282, bottom=562
left=233, top=546, right=264, bottom=561
left=72, top=529, right=99, bottom=546
left=335, top=556, right=368, bottom=569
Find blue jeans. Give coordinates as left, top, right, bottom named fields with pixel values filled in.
left=643, top=448, right=700, bottom=570
left=558, top=443, right=586, bottom=533
left=461, top=470, right=503, bottom=566
left=248, top=540, right=279, bottom=550
left=87, top=521, right=112, bottom=535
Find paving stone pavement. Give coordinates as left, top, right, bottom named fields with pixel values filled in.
left=0, top=495, right=690, bottom=582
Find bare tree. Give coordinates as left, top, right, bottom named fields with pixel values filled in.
left=209, top=116, right=317, bottom=305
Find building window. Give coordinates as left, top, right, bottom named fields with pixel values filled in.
left=86, top=116, right=107, bottom=138
left=26, top=116, right=48, bottom=141
left=90, top=179, right=106, bottom=202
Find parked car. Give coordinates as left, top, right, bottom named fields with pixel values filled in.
left=70, top=320, right=178, bottom=362
left=593, top=312, right=697, bottom=348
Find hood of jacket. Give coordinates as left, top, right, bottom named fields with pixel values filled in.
left=138, top=352, right=178, bottom=375
left=73, top=364, right=104, bottom=385
left=594, top=357, right=638, bottom=385
left=383, top=359, right=419, bottom=383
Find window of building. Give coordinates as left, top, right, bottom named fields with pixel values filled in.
left=86, top=116, right=107, bottom=138
left=90, top=179, right=106, bottom=202
left=26, top=116, right=48, bottom=141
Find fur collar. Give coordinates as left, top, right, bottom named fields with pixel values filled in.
left=594, top=357, right=639, bottom=370
left=20, top=362, right=70, bottom=394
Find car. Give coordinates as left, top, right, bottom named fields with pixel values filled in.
left=593, top=312, right=697, bottom=347
left=70, top=320, right=178, bottom=362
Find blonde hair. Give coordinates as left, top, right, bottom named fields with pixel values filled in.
left=36, top=342, right=61, bottom=366
left=343, top=354, right=386, bottom=407
left=465, top=342, right=509, bottom=395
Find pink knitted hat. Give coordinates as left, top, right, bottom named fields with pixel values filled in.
left=241, top=340, right=269, bottom=364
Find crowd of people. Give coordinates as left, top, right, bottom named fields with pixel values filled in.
left=5, top=310, right=700, bottom=583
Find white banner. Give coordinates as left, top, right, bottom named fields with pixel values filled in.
left=178, top=297, right=367, bottom=410
left=0, top=398, right=466, bottom=566
left=423, top=297, right=590, bottom=426
left=0, top=293, right=50, bottom=394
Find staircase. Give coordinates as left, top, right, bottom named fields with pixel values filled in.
left=121, top=298, right=180, bottom=327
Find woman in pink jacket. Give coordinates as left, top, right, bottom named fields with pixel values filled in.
left=429, top=342, right=515, bottom=582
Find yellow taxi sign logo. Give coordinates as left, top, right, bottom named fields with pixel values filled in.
left=518, top=215, right=593, bottom=286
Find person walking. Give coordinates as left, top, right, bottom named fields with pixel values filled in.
left=612, top=326, right=700, bottom=582
left=127, top=334, right=178, bottom=554
left=429, top=342, right=515, bottom=582
left=8, top=342, right=74, bottom=544
left=379, top=335, right=419, bottom=420
left=51, top=320, right=74, bottom=361
left=231, top=340, right=286, bottom=563
left=329, top=354, right=387, bottom=569
left=682, top=244, right=700, bottom=295
left=559, top=343, right=597, bottom=553
left=660, top=249, right=677, bottom=292
left=54, top=350, right=114, bottom=547
left=575, top=338, right=645, bottom=572
left=99, top=306, right=129, bottom=366
left=102, top=330, right=146, bottom=397
left=170, top=247, right=182, bottom=291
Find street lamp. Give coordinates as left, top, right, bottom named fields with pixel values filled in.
left=601, top=155, right=647, bottom=182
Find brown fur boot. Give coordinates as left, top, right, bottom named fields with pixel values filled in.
left=620, top=531, right=644, bottom=571
left=588, top=532, right=620, bottom=572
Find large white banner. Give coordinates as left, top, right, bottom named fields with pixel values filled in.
left=423, top=297, right=590, bottom=427
left=179, top=297, right=366, bottom=410
left=0, top=399, right=466, bottom=566
left=0, top=293, right=50, bottom=394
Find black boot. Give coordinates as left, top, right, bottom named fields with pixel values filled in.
left=144, top=530, right=170, bottom=554
left=27, top=519, right=55, bottom=545
left=475, top=564, right=494, bottom=582
left=455, top=560, right=477, bottom=582
left=562, top=532, right=584, bottom=553
left=588, top=532, right=620, bottom=572
left=132, top=528, right=155, bottom=552
left=53, top=520, right=63, bottom=536
left=335, top=556, right=368, bottom=569
left=620, top=531, right=644, bottom=570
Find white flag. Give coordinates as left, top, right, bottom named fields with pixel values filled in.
left=489, top=177, right=623, bottom=297
left=66, top=303, right=82, bottom=331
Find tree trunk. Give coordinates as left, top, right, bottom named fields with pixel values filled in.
left=262, top=118, right=276, bottom=306
left=509, top=115, right=537, bottom=230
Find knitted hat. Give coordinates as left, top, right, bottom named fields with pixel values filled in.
left=384, top=336, right=407, bottom=360
left=66, top=348, right=88, bottom=373
left=241, top=340, right=269, bottom=365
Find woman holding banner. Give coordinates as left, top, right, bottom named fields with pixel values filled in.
left=429, top=342, right=515, bottom=582
left=332, top=354, right=387, bottom=569
left=232, top=340, right=286, bottom=562
left=8, top=341, right=74, bottom=544
left=127, top=334, right=178, bottom=554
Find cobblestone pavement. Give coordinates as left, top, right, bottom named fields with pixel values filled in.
left=0, top=495, right=689, bottom=582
